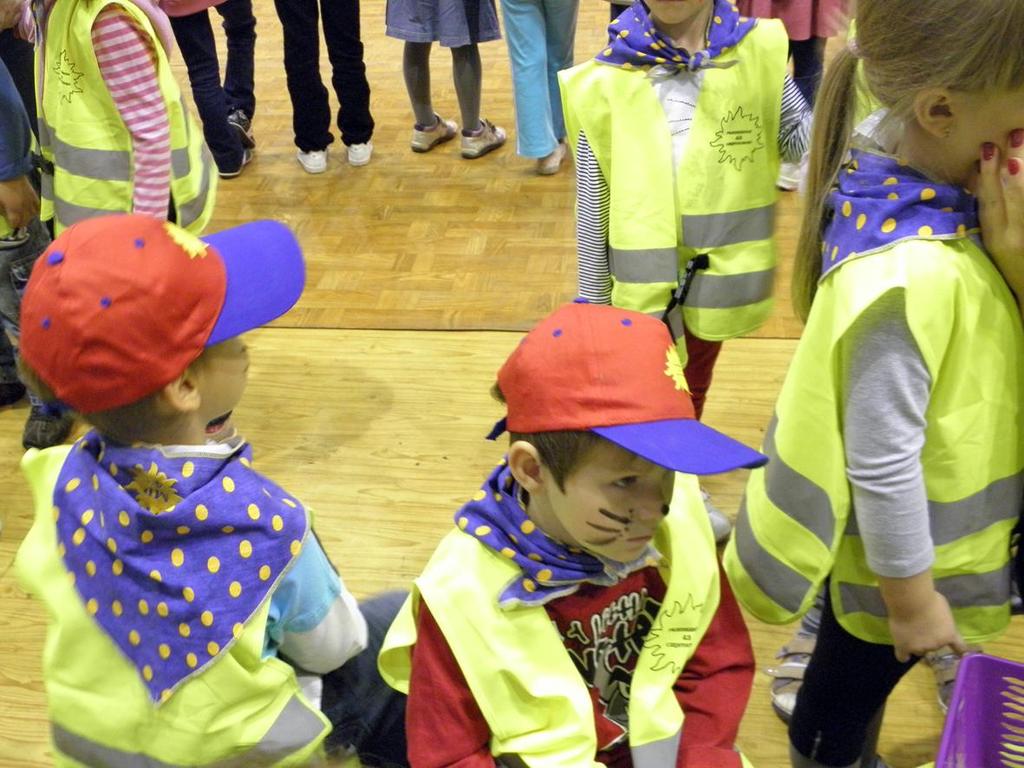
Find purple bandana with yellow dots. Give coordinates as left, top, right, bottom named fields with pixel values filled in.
left=456, top=463, right=658, bottom=607
left=822, top=150, right=980, bottom=278
left=53, top=432, right=308, bottom=703
left=596, top=0, right=756, bottom=72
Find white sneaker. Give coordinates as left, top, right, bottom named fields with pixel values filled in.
left=297, top=149, right=328, bottom=174
left=701, top=488, right=733, bottom=543
left=776, top=160, right=802, bottom=191
left=347, top=142, right=373, bottom=167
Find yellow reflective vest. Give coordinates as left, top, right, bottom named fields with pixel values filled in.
left=724, top=237, right=1024, bottom=644
left=39, top=0, right=216, bottom=234
left=559, top=19, right=787, bottom=346
left=16, top=446, right=330, bottom=767
left=380, top=474, right=753, bottom=767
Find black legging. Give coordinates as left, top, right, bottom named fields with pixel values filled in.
left=789, top=36, right=826, bottom=106
left=789, top=585, right=918, bottom=767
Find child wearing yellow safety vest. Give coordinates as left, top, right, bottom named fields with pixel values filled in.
left=723, top=2, right=1024, bottom=766
left=559, top=0, right=811, bottom=542
left=15, top=214, right=408, bottom=767
left=31, top=0, right=217, bottom=235
left=379, top=300, right=768, bottom=767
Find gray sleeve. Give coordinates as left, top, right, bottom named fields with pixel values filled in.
left=574, top=131, right=612, bottom=304
left=840, top=289, right=935, bottom=578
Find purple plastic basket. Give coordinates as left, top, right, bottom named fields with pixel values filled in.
left=936, top=653, right=1024, bottom=767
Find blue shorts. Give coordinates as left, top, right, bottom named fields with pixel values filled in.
left=386, top=0, right=500, bottom=47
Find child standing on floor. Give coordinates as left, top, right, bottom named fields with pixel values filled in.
left=272, top=0, right=375, bottom=173
left=15, top=214, right=408, bottom=767
left=33, top=0, right=217, bottom=235
left=387, top=0, right=506, bottom=159
left=499, top=0, right=578, bottom=175
left=560, top=0, right=810, bottom=541
left=161, top=0, right=257, bottom=179
left=723, top=2, right=1024, bottom=766
left=379, top=301, right=768, bottom=767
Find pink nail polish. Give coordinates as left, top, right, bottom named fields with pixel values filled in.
left=983, top=143, right=996, bottom=161
left=1010, top=158, right=1022, bottom=176
left=1013, top=129, right=1024, bottom=148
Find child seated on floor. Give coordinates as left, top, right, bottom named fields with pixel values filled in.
left=379, top=300, right=767, bottom=767
left=15, top=214, right=408, bottom=767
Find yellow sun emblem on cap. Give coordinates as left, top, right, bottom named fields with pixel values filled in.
left=124, top=462, right=183, bottom=515
left=163, top=222, right=208, bottom=259
left=664, top=347, right=690, bottom=392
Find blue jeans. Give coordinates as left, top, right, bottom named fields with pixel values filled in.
left=169, top=0, right=256, bottom=172
left=320, top=591, right=409, bottom=767
left=0, top=219, right=49, bottom=384
left=500, top=0, right=578, bottom=157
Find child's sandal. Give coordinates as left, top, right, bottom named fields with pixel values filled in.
left=766, top=633, right=817, bottom=723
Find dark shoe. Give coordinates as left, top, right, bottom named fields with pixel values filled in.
left=0, top=380, right=26, bottom=406
left=218, top=148, right=253, bottom=179
left=22, top=404, right=74, bottom=449
left=227, top=109, right=255, bottom=149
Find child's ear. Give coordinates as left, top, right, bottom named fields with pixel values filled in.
left=156, top=368, right=201, bottom=415
left=913, top=87, right=955, bottom=140
left=508, top=440, right=545, bottom=492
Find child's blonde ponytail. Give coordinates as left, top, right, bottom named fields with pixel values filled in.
left=792, top=46, right=860, bottom=322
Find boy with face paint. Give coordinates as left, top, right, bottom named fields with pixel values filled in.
left=379, top=300, right=768, bottom=767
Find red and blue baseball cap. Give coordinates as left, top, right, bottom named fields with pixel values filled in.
left=20, top=214, right=305, bottom=414
left=491, top=301, right=768, bottom=475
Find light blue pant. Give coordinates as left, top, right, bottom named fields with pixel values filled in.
left=500, top=0, right=578, bottom=158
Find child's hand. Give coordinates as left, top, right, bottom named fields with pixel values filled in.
left=0, top=175, right=38, bottom=229
left=978, top=129, right=1024, bottom=300
left=886, top=589, right=969, bottom=663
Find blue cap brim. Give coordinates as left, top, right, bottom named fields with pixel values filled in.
left=202, top=221, right=305, bottom=345
left=592, top=419, right=768, bottom=475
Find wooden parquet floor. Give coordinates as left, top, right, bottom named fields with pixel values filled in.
left=0, top=2, right=1019, bottom=767
left=200, top=0, right=804, bottom=336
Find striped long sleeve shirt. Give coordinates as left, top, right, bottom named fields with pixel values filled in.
left=91, top=7, right=171, bottom=219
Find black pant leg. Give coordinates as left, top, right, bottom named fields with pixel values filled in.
left=789, top=586, right=918, bottom=766
left=320, top=0, right=374, bottom=146
left=216, top=0, right=257, bottom=118
left=169, top=12, right=243, bottom=171
left=272, top=0, right=334, bottom=151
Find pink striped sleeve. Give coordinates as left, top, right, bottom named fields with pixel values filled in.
left=92, top=8, right=171, bottom=219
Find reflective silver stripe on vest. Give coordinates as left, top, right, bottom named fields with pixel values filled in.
left=734, top=495, right=812, bottom=614
left=45, top=122, right=131, bottom=182
left=609, top=247, right=679, bottom=283
left=51, top=695, right=324, bottom=767
left=838, top=564, right=1012, bottom=618
left=845, top=473, right=1023, bottom=544
left=763, top=415, right=835, bottom=548
left=681, top=204, right=775, bottom=249
left=171, top=147, right=191, bottom=180
left=55, top=198, right=120, bottom=228
left=685, top=268, right=775, bottom=309
left=632, top=731, right=681, bottom=767
left=41, top=171, right=120, bottom=228
left=176, top=146, right=213, bottom=229
left=650, top=307, right=685, bottom=342
left=929, top=472, right=1024, bottom=546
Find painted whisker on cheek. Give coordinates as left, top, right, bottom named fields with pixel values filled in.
left=584, top=534, right=621, bottom=546
left=586, top=521, right=624, bottom=534
left=599, top=508, right=631, bottom=525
